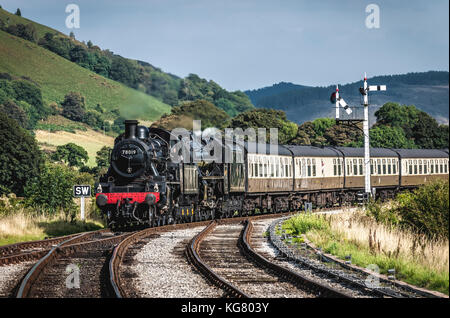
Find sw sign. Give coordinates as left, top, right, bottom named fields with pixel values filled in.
left=73, top=185, right=91, bottom=197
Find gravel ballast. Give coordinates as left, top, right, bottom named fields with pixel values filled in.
left=121, top=226, right=223, bottom=298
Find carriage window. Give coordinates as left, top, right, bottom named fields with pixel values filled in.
left=359, top=159, right=363, bottom=175
left=298, top=159, right=302, bottom=177
left=370, top=159, right=374, bottom=175
left=382, top=159, right=386, bottom=175
left=290, top=160, right=293, bottom=177
left=440, top=160, right=444, bottom=174
left=333, top=159, right=337, bottom=176
left=435, top=160, right=439, bottom=174
left=312, top=159, right=316, bottom=177
left=347, top=159, right=351, bottom=176
left=408, top=160, right=412, bottom=174
left=307, top=159, right=311, bottom=177
left=387, top=159, right=391, bottom=174
left=393, top=160, right=397, bottom=174
left=423, top=160, right=427, bottom=174
left=419, top=160, right=422, bottom=174
left=338, top=159, right=342, bottom=176
left=445, top=160, right=448, bottom=174
left=259, top=160, right=263, bottom=177
left=414, top=160, right=418, bottom=175
left=270, top=159, right=274, bottom=178
left=377, top=159, right=381, bottom=175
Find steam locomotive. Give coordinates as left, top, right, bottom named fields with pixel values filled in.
left=95, top=120, right=449, bottom=228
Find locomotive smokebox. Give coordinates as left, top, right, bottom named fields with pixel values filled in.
left=125, top=120, right=139, bottom=139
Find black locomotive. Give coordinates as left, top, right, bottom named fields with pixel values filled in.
left=95, top=120, right=449, bottom=228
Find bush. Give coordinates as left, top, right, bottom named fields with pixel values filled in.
left=6, top=23, right=37, bottom=42
left=367, top=179, right=449, bottom=239
left=24, top=164, right=77, bottom=215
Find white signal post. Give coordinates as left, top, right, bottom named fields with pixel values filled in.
left=335, top=85, right=340, bottom=119
left=334, top=85, right=352, bottom=119
left=361, top=73, right=387, bottom=196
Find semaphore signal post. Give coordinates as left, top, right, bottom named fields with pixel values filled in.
left=333, top=73, right=387, bottom=198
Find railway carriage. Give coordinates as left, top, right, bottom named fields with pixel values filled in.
left=396, top=149, right=449, bottom=187
left=95, top=120, right=449, bottom=228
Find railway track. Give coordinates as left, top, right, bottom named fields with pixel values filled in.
left=268, top=217, right=449, bottom=299
left=186, top=217, right=350, bottom=298
left=0, top=230, right=110, bottom=266
left=15, top=230, right=129, bottom=298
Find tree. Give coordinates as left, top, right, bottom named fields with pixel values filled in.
left=0, top=99, right=28, bottom=128
left=61, top=92, right=86, bottom=121
left=412, top=111, right=442, bottom=149
left=153, top=100, right=230, bottom=130
left=230, top=108, right=297, bottom=144
left=69, top=31, right=75, bottom=39
left=51, top=143, right=89, bottom=168
left=96, top=146, right=112, bottom=169
left=374, top=102, right=448, bottom=149
left=323, top=123, right=363, bottom=147
left=24, top=164, right=77, bottom=214
left=369, top=125, right=416, bottom=148
left=15, top=8, right=21, bottom=16
left=109, top=56, right=138, bottom=88
left=0, top=113, right=44, bottom=196
left=11, top=79, right=48, bottom=125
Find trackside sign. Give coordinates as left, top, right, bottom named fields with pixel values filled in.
left=73, top=185, right=91, bottom=197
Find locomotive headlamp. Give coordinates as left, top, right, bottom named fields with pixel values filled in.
left=96, top=194, right=108, bottom=207
left=145, top=193, right=157, bottom=205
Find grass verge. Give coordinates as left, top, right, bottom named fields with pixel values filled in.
left=282, top=211, right=449, bottom=295
left=0, top=206, right=104, bottom=246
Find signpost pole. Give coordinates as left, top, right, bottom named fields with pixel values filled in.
left=81, top=196, right=85, bottom=221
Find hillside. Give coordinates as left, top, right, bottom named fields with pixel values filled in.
left=245, top=72, right=449, bottom=124
left=0, top=7, right=64, bottom=39
left=0, top=30, right=170, bottom=121
left=0, top=7, right=253, bottom=117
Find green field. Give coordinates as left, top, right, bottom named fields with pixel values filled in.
left=0, top=29, right=171, bottom=121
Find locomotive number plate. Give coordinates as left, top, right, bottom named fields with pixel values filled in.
left=121, top=149, right=137, bottom=156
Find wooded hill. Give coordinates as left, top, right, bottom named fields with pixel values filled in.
left=246, top=71, right=449, bottom=124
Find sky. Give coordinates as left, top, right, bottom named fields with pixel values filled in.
left=1, top=0, right=448, bottom=91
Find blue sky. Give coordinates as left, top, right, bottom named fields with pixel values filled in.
left=1, top=0, right=448, bottom=91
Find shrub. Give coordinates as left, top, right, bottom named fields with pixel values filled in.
left=367, top=180, right=449, bottom=239
left=24, top=164, right=77, bottom=215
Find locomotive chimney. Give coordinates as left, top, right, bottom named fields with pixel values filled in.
left=124, top=120, right=139, bottom=139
